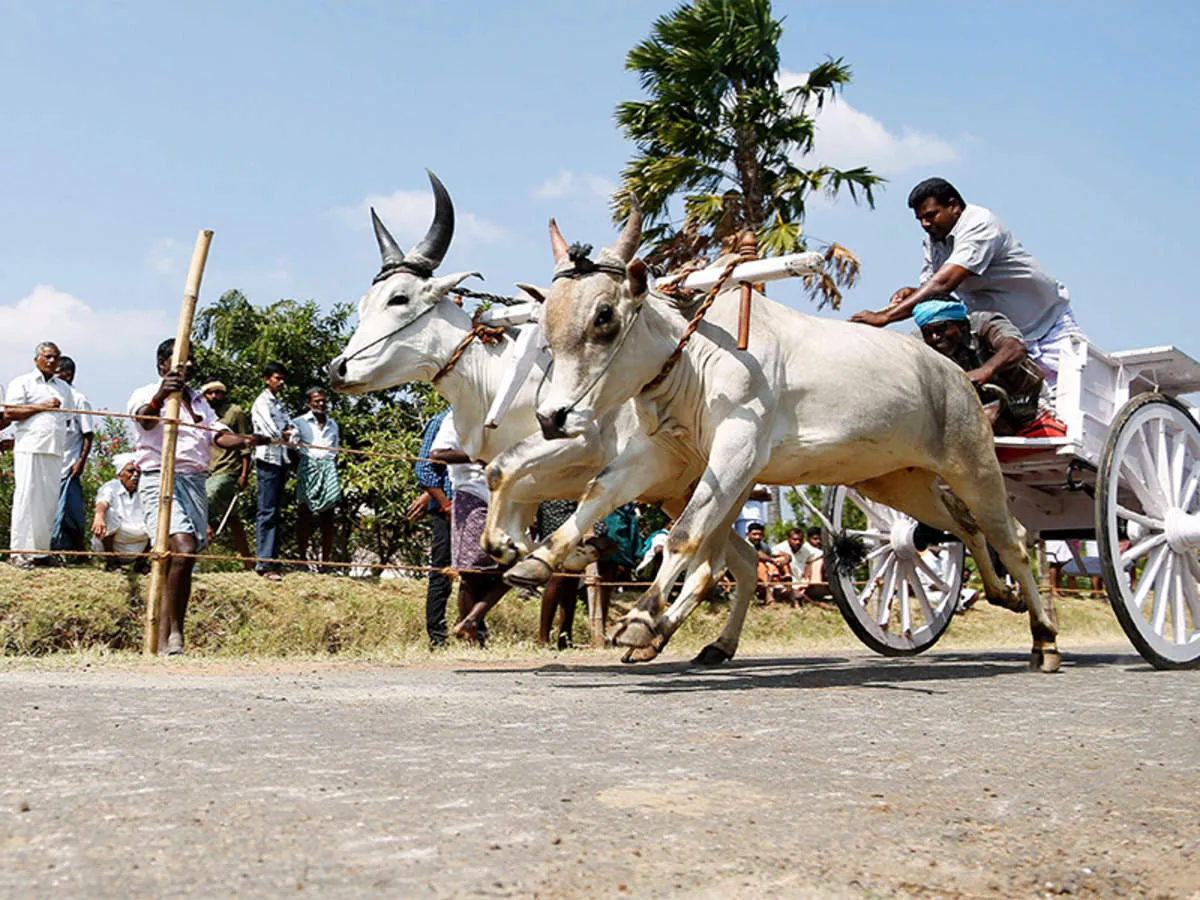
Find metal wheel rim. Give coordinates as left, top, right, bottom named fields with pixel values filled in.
left=1099, top=398, right=1200, bottom=667
left=826, top=487, right=964, bottom=654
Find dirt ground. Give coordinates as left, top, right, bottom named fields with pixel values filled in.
left=1, top=646, right=1197, bottom=898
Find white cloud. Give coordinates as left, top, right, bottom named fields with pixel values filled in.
left=780, top=70, right=958, bottom=177
left=333, top=190, right=507, bottom=245
left=534, top=170, right=616, bottom=202
left=147, top=237, right=184, bottom=276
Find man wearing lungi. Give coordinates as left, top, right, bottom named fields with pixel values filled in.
left=292, top=387, right=341, bottom=571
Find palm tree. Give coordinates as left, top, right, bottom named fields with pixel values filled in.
left=615, top=0, right=882, bottom=307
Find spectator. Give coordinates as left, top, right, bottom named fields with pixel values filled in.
left=635, top=528, right=669, bottom=579
left=534, top=500, right=584, bottom=649
left=91, top=453, right=150, bottom=571
left=250, top=362, right=295, bottom=581
left=429, top=410, right=508, bottom=647
left=50, top=356, right=95, bottom=557
left=201, top=381, right=254, bottom=569
left=0, top=385, right=13, bottom=452
left=128, top=338, right=262, bottom=654
left=771, top=526, right=826, bottom=605
left=406, top=409, right=454, bottom=647
left=292, top=387, right=341, bottom=571
left=735, top=484, right=772, bottom=537
left=5, top=342, right=74, bottom=568
left=746, top=520, right=789, bottom=604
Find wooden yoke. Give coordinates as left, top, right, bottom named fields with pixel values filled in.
left=736, top=231, right=758, bottom=351
left=144, top=230, right=213, bottom=656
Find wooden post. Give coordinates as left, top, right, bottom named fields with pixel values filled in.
left=586, top=562, right=605, bottom=648
left=736, top=231, right=758, bottom=351
left=144, top=230, right=214, bottom=656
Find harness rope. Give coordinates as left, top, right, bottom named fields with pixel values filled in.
left=431, top=306, right=508, bottom=384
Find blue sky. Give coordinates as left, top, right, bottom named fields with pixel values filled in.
left=2, top=1, right=1198, bottom=411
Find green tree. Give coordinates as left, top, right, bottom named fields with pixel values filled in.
left=615, top=0, right=883, bottom=307
left=192, top=290, right=443, bottom=569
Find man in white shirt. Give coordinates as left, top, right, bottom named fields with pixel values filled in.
left=129, top=338, right=263, bottom=654
left=429, top=410, right=508, bottom=647
left=5, top=342, right=75, bottom=568
left=292, top=387, right=341, bottom=570
left=91, top=452, right=150, bottom=570
left=851, top=177, right=1084, bottom=396
left=250, top=362, right=295, bottom=580
left=770, top=526, right=825, bottom=604
left=50, top=356, right=95, bottom=555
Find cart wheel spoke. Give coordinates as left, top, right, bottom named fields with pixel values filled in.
left=912, top=553, right=952, bottom=594
left=1150, top=554, right=1174, bottom=637
left=876, top=562, right=899, bottom=627
left=1132, top=545, right=1169, bottom=613
left=1179, top=458, right=1200, bottom=511
left=909, top=563, right=937, bottom=623
left=1121, top=532, right=1167, bottom=567
left=1114, top=504, right=1164, bottom=532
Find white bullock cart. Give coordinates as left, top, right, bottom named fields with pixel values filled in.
left=824, top=339, right=1200, bottom=670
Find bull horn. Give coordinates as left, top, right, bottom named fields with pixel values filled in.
left=404, top=169, right=455, bottom=275
left=549, top=218, right=570, bottom=264
left=371, top=207, right=406, bottom=270
left=606, top=194, right=643, bottom=262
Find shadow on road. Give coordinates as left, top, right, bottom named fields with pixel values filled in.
left=454, top=648, right=1150, bottom=696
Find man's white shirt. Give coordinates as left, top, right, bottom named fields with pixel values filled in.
left=920, top=203, right=1070, bottom=341
left=291, top=411, right=339, bottom=459
left=771, top=539, right=822, bottom=577
left=95, top=478, right=149, bottom=554
left=251, top=390, right=292, bottom=466
left=4, top=370, right=74, bottom=456
left=430, top=411, right=489, bottom=502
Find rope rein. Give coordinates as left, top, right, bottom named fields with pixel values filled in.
left=431, top=305, right=508, bottom=384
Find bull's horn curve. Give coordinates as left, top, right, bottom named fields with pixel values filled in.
left=549, top=218, right=570, bottom=264
left=371, top=207, right=406, bottom=270
left=607, top=194, right=643, bottom=263
left=405, top=169, right=455, bottom=275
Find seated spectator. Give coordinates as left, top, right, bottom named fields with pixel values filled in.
left=914, top=295, right=1048, bottom=435
left=770, top=526, right=826, bottom=605
left=746, top=521, right=789, bottom=604
left=90, top=453, right=150, bottom=571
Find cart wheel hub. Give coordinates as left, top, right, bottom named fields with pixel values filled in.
left=1164, top=507, right=1200, bottom=553
left=889, top=519, right=920, bottom=560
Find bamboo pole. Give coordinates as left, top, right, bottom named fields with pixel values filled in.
left=143, top=230, right=214, bottom=656
left=736, top=231, right=758, bottom=351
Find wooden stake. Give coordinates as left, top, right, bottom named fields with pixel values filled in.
left=736, top=231, right=758, bottom=351
left=144, top=230, right=213, bottom=656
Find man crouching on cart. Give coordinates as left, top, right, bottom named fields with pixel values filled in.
left=913, top=295, right=1049, bottom=436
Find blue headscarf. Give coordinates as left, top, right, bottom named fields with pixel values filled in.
left=913, top=298, right=969, bottom=328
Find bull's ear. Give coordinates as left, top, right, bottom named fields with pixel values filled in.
left=431, top=271, right=482, bottom=297
left=515, top=282, right=547, bottom=303
left=626, top=258, right=648, bottom=298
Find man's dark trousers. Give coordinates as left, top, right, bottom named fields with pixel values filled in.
left=255, top=460, right=287, bottom=574
left=425, top=509, right=452, bottom=645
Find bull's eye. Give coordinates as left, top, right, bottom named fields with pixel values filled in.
left=388, top=294, right=409, bottom=308
left=593, top=306, right=614, bottom=329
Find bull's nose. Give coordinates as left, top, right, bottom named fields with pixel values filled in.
left=329, top=358, right=348, bottom=386
left=536, top=408, right=569, bottom=440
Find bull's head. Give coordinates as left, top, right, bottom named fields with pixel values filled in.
left=534, top=203, right=647, bottom=439
left=329, top=170, right=479, bottom=394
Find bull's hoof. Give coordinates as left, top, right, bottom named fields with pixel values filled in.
left=504, top=556, right=555, bottom=588
left=621, top=645, right=661, bottom=664
left=611, top=611, right=657, bottom=648
left=1029, top=645, right=1062, bottom=673
left=692, top=644, right=733, bottom=666
left=485, top=541, right=520, bottom=567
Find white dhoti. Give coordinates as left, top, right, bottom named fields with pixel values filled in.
left=1026, top=308, right=1086, bottom=406
left=10, top=451, right=62, bottom=563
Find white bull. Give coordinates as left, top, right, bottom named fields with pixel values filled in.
left=497, top=207, right=1063, bottom=672
left=328, top=172, right=761, bottom=662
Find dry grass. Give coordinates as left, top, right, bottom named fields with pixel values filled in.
left=0, top=565, right=1129, bottom=662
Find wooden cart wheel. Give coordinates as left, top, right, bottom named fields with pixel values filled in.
left=823, top=486, right=964, bottom=656
left=1096, top=393, right=1200, bottom=669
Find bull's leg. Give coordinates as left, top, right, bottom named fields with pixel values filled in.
left=937, top=463, right=1059, bottom=672
left=691, top=530, right=758, bottom=665
left=503, top=433, right=680, bottom=588
left=618, top=553, right=719, bottom=663
left=482, top=430, right=607, bottom=565
left=613, top=426, right=765, bottom=651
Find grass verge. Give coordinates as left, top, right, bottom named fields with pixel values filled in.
left=0, top=566, right=1129, bottom=660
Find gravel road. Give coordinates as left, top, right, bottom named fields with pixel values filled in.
left=1, top=647, right=1197, bottom=898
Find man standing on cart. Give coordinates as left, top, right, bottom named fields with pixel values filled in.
left=851, top=177, right=1083, bottom=399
